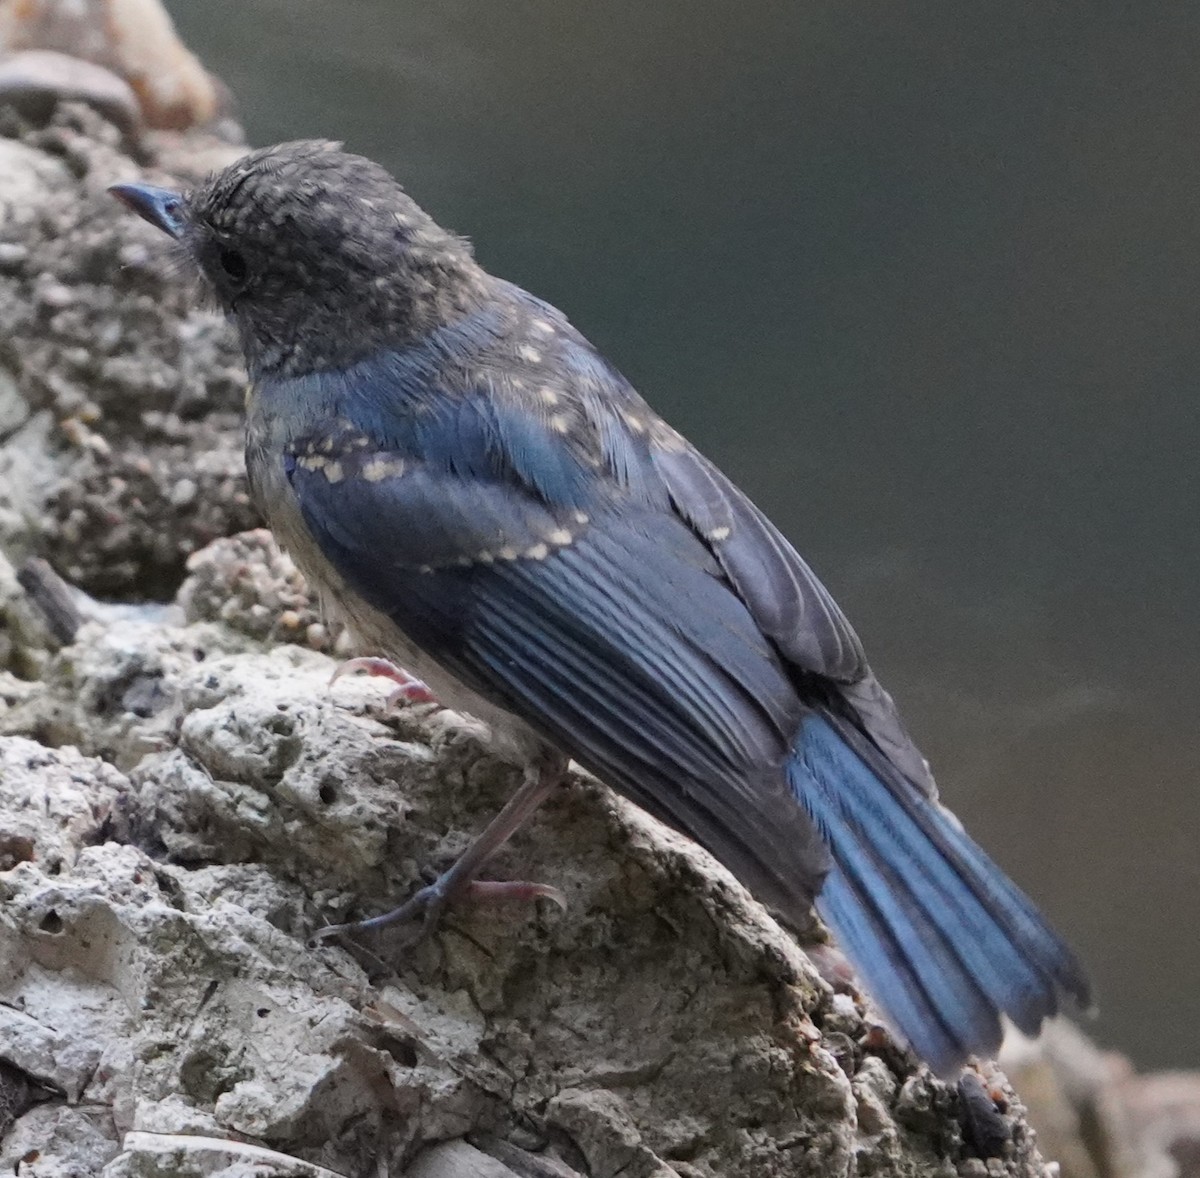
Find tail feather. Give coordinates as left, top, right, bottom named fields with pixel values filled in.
left=788, top=713, right=1089, bottom=1076
left=807, top=716, right=1059, bottom=1027
left=815, top=851, right=1000, bottom=1069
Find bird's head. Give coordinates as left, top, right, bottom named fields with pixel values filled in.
left=110, top=139, right=484, bottom=377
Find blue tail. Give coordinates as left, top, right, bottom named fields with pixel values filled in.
left=787, top=713, right=1089, bottom=1076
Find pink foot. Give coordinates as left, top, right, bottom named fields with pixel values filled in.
left=329, top=657, right=437, bottom=708
left=465, top=879, right=567, bottom=911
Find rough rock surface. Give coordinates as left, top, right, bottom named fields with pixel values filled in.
left=0, top=58, right=1064, bottom=1178
left=0, top=582, right=1052, bottom=1178
left=178, top=528, right=340, bottom=656
left=0, top=101, right=253, bottom=603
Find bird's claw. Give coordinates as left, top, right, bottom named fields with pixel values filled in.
left=311, top=878, right=451, bottom=947
left=466, top=879, right=568, bottom=911
left=311, top=750, right=568, bottom=953
left=311, top=875, right=565, bottom=948
left=329, top=656, right=437, bottom=708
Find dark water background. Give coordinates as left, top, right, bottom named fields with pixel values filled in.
left=165, top=0, right=1200, bottom=1070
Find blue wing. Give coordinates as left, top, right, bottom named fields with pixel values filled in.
left=264, top=308, right=937, bottom=914
left=284, top=416, right=832, bottom=917
left=650, top=441, right=937, bottom=795
left=266, top=309, right=1087, bottom=1072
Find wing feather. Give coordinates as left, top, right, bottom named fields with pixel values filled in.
left=288, top=448, right=831, bottom=915
left=652, top=443, right=938, bottom=794
left=652, top=443, right=867, bottom=683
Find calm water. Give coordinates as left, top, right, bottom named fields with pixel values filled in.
left=166, top=0, right=1200, bottom=1070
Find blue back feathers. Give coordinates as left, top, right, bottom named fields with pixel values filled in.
left=265, top=284, right=1089, bottom=1077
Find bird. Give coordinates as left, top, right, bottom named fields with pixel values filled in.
left=110, top=139, right=1089, bottom=1077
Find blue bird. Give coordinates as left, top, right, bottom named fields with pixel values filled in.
left=111, top=140, right=1089, bottom=1076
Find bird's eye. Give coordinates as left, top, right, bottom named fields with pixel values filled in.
left=218, top=247, right=248, bottom=285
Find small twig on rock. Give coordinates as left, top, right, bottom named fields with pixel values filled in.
left=17, top=557, right=84, bottom=643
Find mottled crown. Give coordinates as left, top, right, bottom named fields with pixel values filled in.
left=180, top=140, right=486, bottom=377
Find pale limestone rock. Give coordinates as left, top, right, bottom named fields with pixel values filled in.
left=0, top=50, right=139, bottom=133
left=0, top=604, right=1053, bottom=1176
left=0, top=0, right=223, bottom=129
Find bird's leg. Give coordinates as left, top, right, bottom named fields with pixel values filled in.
left=312, top=749, right=568, bottom=943
left=329, top=656, right=437, bottom=707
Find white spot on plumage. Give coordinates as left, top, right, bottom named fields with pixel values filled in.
left=363, top=457, right=405, bottom=482
left=708, top=525, right=731, bottom=542
left=518, top=344, right=542, bottom=364
left=525, top=543, right=549, bottom=560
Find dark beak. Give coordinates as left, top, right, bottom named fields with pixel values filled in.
left=108, top=183, right=187, bottom=239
